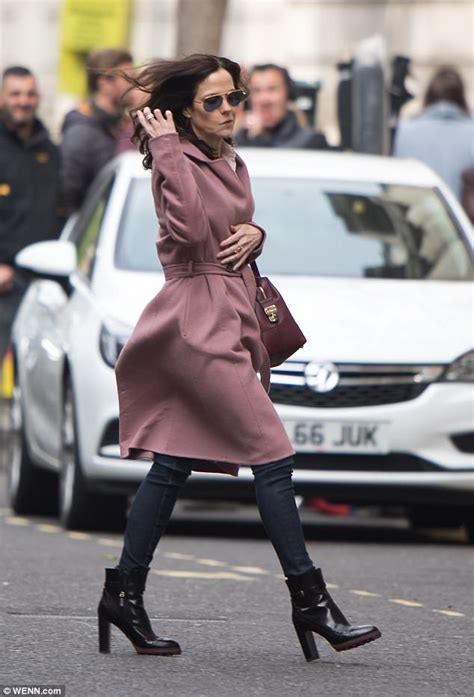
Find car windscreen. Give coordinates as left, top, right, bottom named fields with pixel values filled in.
left=115, top=176, right=473, bottom=280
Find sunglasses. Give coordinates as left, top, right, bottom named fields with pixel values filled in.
left=194, top=89, right=248, bottom=112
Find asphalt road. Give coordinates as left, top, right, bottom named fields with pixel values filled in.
left=1, top=468, right=473, bottom=697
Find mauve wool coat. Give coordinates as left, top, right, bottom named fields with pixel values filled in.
left=115, top=132, right=295, bottom=476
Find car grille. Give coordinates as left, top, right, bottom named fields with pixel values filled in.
left=269, top=361, right=445, bottom=408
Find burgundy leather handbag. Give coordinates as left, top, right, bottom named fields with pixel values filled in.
left=250, top=261, right=307, bottom=367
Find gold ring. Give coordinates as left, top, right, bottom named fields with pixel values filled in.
left=236, top=246, right=242, bottom=253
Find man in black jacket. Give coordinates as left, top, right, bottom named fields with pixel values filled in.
left=60, top=48, right=134, bottom=215
left=0, top=66, right=63, bottom=366
left=235, top=63, right=329, bottom=149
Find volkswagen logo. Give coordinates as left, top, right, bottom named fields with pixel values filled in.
left=304, top=362, right=339, bottom=393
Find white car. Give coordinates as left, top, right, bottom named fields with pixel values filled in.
left=7, top=149, right=474, bottom=536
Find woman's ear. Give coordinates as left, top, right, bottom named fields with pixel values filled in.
left=182, top=107, right=191, bottom=119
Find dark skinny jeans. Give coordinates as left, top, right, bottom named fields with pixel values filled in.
left=116, top=453, right=314, bottom=578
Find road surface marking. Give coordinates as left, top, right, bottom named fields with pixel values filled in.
left=389, top=598, right=424, bottom=607
left=195, top=558, right=229, bottom=567
left=4, top=516, right=30, bottom=525
left=153, top=570, right=254, bottom=581
left=231, top=566, right=268, bottom=575
left=432, top=609, right=465, bottom=617
left=97, top=538, right=122, bottom=547
left=35, top=524, right=61, bottom=533
left=350, top=590, right=382, bottom=597
left=2, top=519, right=470, bottom=620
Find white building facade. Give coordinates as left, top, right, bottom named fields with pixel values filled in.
left=0, top=0, right=473, bottom=141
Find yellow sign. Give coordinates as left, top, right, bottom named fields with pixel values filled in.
left=59, top=0, right=132, bottom=96
left=0, top=348, right=13, bottom=399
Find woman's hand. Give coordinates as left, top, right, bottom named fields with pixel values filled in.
left=217, top=223, right=263, bottom=270
left=137, top=107, right=177, bottom=138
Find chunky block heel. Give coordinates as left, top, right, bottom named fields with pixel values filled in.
left=294, top=622, right=319, bottom=661
left=98, top=605, right=111, bottom=653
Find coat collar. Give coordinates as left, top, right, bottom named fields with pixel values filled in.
left=179, top=137, right=244, bottom=168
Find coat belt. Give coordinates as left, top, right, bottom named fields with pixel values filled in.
left=163, top=261, right=243, bottom=280
left=162, top=260, right=271, bottom=392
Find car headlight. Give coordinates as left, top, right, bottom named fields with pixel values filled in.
left=99, top=319, right=132, bottom=368
left=441, top=350, right=474, bottom=382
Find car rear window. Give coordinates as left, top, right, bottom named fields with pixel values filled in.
left=115, top=176, right=473, bottom=281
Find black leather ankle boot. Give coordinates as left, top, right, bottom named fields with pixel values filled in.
left=286, top=567, right=381, bottom=661
left=97, top=567, right=181, bottom=655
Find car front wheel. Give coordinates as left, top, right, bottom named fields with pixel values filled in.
left=59, top=376, right=127, bottom=532
left=7, top=379, right=58, bottom=516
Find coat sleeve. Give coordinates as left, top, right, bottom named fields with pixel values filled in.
left=246, top=222, right=266, bottom=262
left=149, top=133, right=209, bottom=246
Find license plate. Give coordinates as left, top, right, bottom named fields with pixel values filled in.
left=284, top=420, right=389, bottom=454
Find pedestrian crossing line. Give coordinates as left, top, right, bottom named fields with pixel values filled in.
left=163, top=552, right=198, bottom=561
left=152, top=569, right=255, bottom=581
left=97, top=537, right=122, bottom=547
left=389, top=598, right=424, bottom=607
left=432, top=609, right=465, bottom=618
left=34, top=524, right=62, bottom=533
left=66, top=531, right=91, bottom=540
left=350, top=589, right=382, bottom=597
left=4, top=516, right=30, bottom=525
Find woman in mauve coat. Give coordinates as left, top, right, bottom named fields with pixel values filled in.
left=97, top=54, right=381, bottom=662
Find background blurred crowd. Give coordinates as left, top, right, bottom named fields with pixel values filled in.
left=0, top=47, right=473, bottom=376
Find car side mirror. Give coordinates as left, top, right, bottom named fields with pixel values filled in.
left=15, top=240, right=77, bottom=276
left=15, top=240, right=77, bottom=294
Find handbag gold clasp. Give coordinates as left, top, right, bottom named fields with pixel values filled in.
left=264, top=304, right=278, bottom=323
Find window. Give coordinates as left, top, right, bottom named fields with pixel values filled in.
left=113, top=176, right=473, bottom=281
left=115, top=177, right=161, bottom=272
left=251, top=179, right=472, bottom=281
left=71, top=173, right=115, bottom=279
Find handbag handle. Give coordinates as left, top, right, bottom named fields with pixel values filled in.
left=250, top=261, right=267, bottom=299
left=250, top=260, right=260, bottom=278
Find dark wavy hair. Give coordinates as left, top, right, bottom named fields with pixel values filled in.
left=424, top=66, right=469, bottom=113
left=125, top=54, right=245, bottom=169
